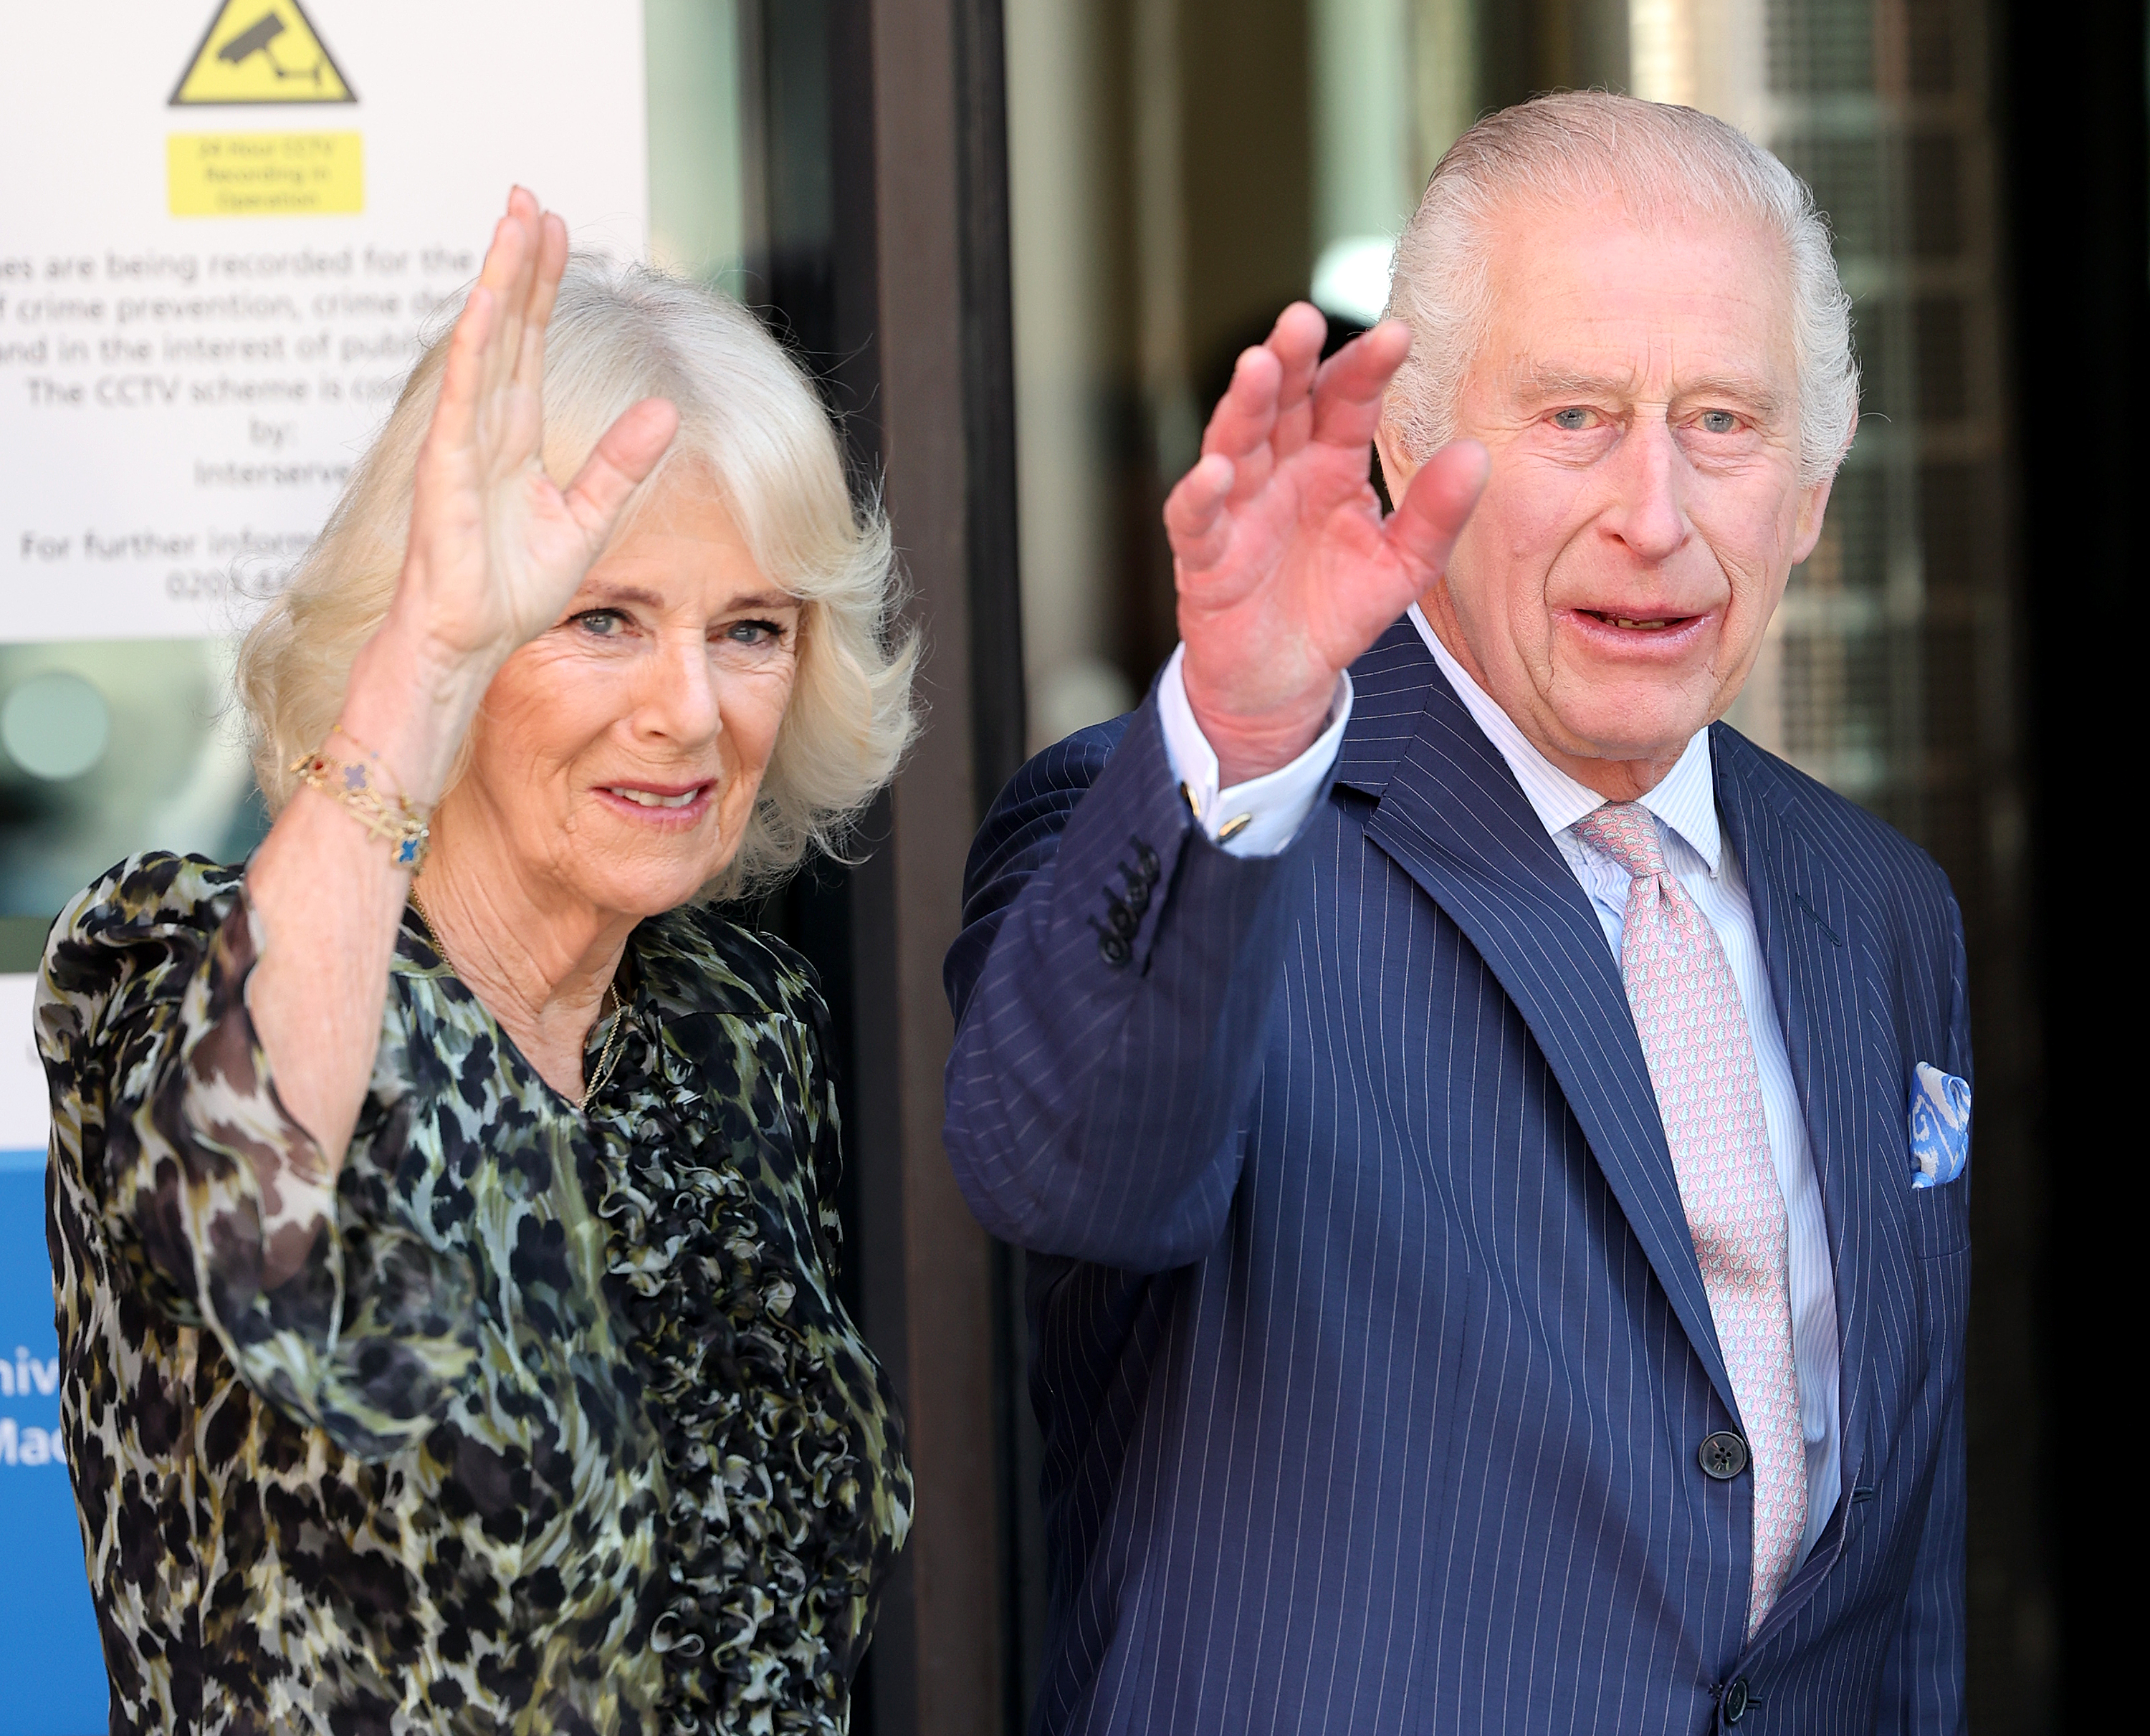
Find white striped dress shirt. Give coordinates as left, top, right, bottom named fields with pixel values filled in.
left=1156, top=608, right=1843, bottom=1558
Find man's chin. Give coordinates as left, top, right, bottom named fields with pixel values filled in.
left=1542, top=691, right=1716, bottom=771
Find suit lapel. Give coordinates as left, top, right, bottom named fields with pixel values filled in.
left=1711, top=729, right=1904, bottom=1552
left=1337, top=626, right=1737, bottom=1416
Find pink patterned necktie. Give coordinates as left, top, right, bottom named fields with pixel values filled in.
left=1575, top=801, right=1806, bottom=1635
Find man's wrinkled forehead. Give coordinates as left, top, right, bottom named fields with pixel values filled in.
left=1472, top=197, right=1800, bottom=404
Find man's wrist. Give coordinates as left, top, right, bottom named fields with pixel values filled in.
left=1180, top=676, right=1336, bottom=787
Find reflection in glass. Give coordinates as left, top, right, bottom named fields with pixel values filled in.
left=0, top=640, right=267, bottom=972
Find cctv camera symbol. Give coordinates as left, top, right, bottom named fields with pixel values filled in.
left=218, top=12, right=329, bottom=86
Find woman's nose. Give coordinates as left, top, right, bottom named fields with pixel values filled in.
left=634, top=632, right=723, bottom=745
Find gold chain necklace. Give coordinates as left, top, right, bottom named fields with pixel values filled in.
left=408, top=891, right=628, bottom=1111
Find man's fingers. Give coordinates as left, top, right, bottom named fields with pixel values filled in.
left=1263, top=302, right=1328, bottom=407
left=1309, top=320, right=1413, bottom=449
left=1385, top=438, right=1489, bottom=583
left=562, top=398, right=681, bottom=539
left=1163, top=452, right=1237, bottom=566
left=1200, top=346, right=1283, bottom=464
left=1262, top=302, right=1329, bottom=460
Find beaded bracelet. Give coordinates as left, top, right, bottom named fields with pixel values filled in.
left=290, top=728, right=431, bottom=870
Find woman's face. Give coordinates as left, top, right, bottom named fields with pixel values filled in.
left=449, top=471, right=800, bottom=921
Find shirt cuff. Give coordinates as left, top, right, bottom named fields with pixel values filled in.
left=1155, top=644, right=1352, bottom=858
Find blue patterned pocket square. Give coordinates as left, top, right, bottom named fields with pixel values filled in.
left=1908, top=1063, right=1970, bottom=1188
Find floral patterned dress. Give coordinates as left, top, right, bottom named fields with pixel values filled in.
left=36, top=852, right=911, bottom=1736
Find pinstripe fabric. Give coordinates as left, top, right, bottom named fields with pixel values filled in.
left=943, top=621, right=1969, bottom=1735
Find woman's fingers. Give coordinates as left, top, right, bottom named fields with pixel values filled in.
left=515, top=212, right=570, bottom=396
left=428, top=284, right=495, bottom=461
left=561, top=398, right=681, bottom=541
left=477, top=191, right=542, bottom=403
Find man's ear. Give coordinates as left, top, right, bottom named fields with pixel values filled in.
left=1375, top=421, right=1417, bottom=508
left=1790, top=408, right=1856, bottom=564
left=1790, top=471, right=1837, bottom=566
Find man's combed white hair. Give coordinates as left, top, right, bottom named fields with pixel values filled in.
left=239, top=256, right=917, bottom=898
left=1385, top=90, right=1858, bottom=485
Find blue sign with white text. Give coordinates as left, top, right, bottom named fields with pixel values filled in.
left=0, top=1156, right=107, bottom=1736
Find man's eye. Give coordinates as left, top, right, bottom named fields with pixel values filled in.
left=1699, top=410, right=1740, bottom=433
left=1551, top=407, right=1594, bottom=431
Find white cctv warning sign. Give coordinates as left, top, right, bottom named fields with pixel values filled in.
left=0, top=1, right=648, bottom=643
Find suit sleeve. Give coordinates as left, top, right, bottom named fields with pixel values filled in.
left=1878, top=883, right=1971, bottom=1735
left=941, top=696, right=1314, bottom=1270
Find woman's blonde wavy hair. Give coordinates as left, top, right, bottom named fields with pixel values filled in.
left=237, top=254, right=917, bottom=899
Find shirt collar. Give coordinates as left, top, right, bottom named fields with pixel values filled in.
left=1406, top=603, right=1721, bottom=875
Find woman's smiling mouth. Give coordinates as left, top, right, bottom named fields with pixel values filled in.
left=596, top=781, right=716, bottom=823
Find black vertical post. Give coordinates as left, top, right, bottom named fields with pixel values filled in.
left=2000, top=1, right=2146, bottom=1725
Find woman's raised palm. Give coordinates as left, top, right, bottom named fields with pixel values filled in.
left=396, top=188, right=678, bottom=671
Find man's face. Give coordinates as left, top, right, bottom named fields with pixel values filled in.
left=1384, top=196, right=1835, bottom=790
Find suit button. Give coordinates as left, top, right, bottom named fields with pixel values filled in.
left=1098, top=933, right=1131, bottom=967
left=1698, top=1432, right=1749, bottom=1480
left=1722, top=1675, right=1752, bottom=1724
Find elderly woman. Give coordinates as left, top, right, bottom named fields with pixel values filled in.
left=36, top=191, right=914, bottom=1734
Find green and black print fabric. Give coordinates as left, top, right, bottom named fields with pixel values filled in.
left=37, top=852, right=912, bottom=1735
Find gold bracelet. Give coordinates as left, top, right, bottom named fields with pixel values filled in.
left=290, top=727, right=431, bottom=871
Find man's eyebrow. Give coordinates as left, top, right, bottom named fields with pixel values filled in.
left=1512, top=363, right=1637, bottom=401
left=1676, top=374, right=1787, bottom=418
left=1511, top=362, right=1787, bottom=418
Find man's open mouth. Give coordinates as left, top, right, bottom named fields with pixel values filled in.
left=1579, top=610, right=1699, bottom=630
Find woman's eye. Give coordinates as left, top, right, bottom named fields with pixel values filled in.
left=1551, top=407, right=1594, bottom=431
left=1699, top=409, right=1740, bottom=433
left=573, top=609, right=628, bottom=636
left=723, top=618, right=785, bottom=647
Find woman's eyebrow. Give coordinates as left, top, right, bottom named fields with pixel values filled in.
left=579, top=582, right=667, bottom=610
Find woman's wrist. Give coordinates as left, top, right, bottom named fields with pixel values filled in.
left=334, top=614, right=497, bottom=805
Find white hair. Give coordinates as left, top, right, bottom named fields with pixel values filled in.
left=238, top=254, right=917, bottom=898
left=1385, top=90, right=1858, bottom=485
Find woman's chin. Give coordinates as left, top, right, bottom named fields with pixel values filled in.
left=565, top=857, right=731, bottom=922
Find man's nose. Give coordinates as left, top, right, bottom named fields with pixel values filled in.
left=1602, top=416, right=1688, bottom=564
left=634, top=632, right=722, bottom=744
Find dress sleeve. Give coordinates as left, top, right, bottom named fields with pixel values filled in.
left=37, top=852, right=482, bottom=1459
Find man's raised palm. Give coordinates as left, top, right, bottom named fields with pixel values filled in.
left=1166, top=302, right=1486, bottom=785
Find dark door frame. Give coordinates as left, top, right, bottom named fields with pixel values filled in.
left=748, top=1, right=1027, bottom=1730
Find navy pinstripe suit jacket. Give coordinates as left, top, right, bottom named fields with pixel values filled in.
left=942, top=622, right=1969, bottom=1736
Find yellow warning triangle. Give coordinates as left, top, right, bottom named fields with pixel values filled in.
left=170, top=0, right=355, bottom=105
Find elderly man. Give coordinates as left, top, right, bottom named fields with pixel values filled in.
left=944, top=92, right=1969, bottom=1735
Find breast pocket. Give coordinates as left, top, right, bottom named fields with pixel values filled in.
left=1904, top=1171, right=1969, bottom=1259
